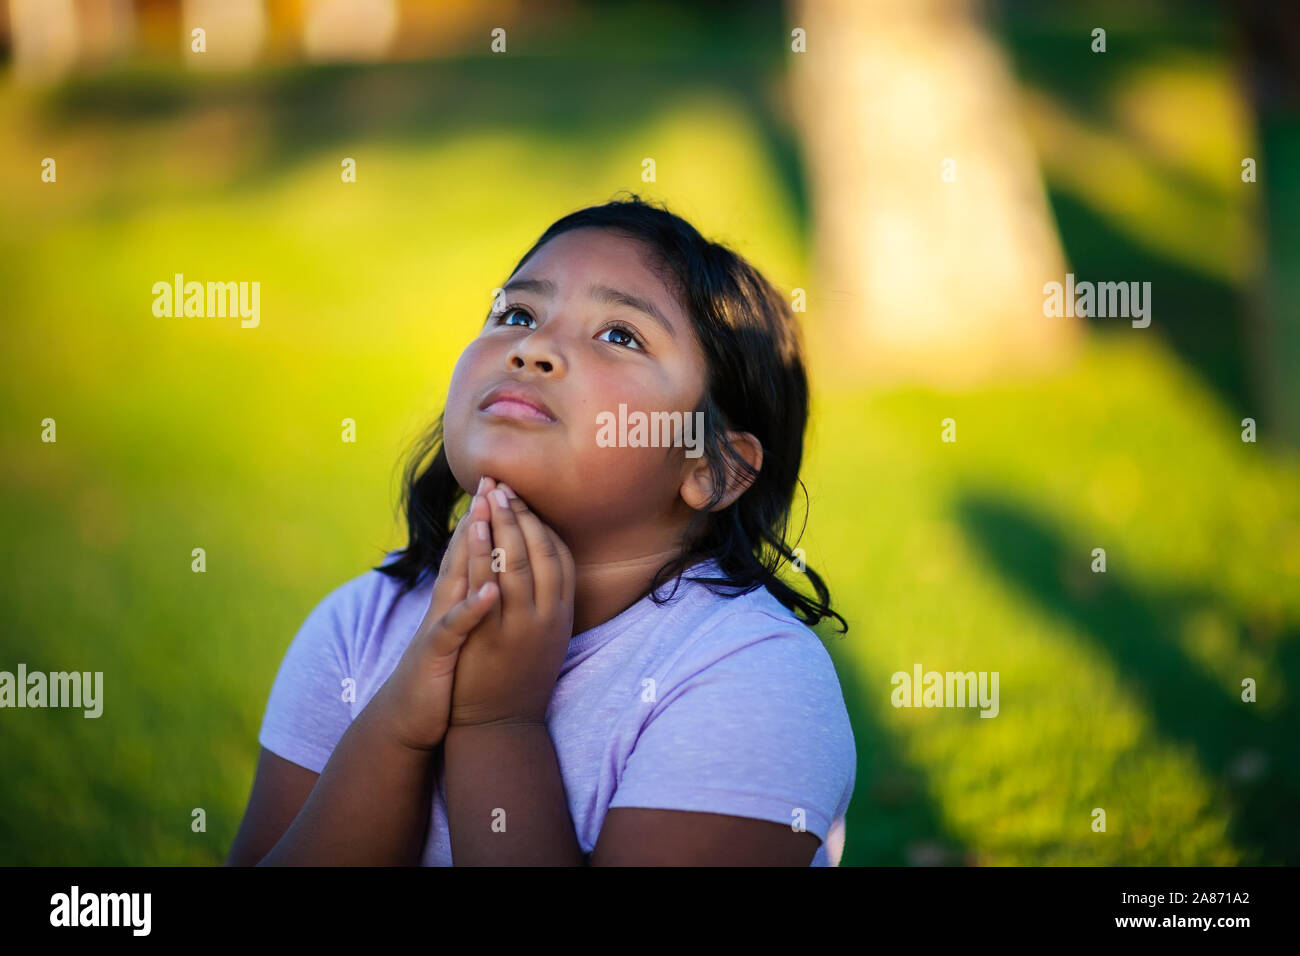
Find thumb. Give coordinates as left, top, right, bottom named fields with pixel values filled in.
left=428, top=581, right=498, bottom=655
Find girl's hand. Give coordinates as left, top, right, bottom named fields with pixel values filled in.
left=449, top=481, right=576, bottom=728
left=424, top=478, right=496, bottom=624
left=368, top=485, right=499, bottom=752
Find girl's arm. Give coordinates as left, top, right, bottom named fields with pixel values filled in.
left=591, top=808, right=821, bottom=865
left=229, top=489, right=499, bottom=867
left=442, top=482, right=585, bottom=864
left=225, top=748, right=319, bottom=865
left=234, top=573, right=498, bottom=867
left=443, top=719, right=586, bottom=865
left=240, top=704, right=438, bottom=866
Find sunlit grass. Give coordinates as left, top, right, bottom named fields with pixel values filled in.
left=810, top=333, right=1298, bottom=865
left=2, top=50, right=1298, bottom=866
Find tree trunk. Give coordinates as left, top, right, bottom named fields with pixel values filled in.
left=788, top=0, right=1080, bottom=387
left=1232, top=0, right=1300, bottom=448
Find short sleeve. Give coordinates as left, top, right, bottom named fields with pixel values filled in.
left=257, top=578, right=362, bottom=774
left=607, top=622, right=856, bottom=853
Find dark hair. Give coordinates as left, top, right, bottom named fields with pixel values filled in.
left=376, top=192, right=846, bottom=634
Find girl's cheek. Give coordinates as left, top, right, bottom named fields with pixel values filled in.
left=445, top=343, right=493, bottom=416
left=448, top=342, right=482, bottom=387
left=440, top=350, right=485, bottom=478
left=584, top=432, right=685, bottom=490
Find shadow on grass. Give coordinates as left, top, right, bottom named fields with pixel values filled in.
left=956, top=491, right=1300, bottom=865
left=1046, top=189, right=1256, bottom=417
left=996, top=6, right=1224, bottom=130
left=819, top=628, right=972, bottom=866
left=995, top=6, right=1262, bottom=423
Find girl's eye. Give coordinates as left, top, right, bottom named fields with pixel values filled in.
left=494, top=306, right=536, bottom=329
left=597, top=323, right=644, bottom=351
left=491, top=306, right=644, bottom=352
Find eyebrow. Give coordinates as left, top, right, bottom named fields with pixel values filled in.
left=501, top=277, right=677, bottom=340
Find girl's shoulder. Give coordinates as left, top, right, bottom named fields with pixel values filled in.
left=635, top=564, right=858, bottom=796
left=295, top=551, right=430, bottom=660
left=666, top=563, right=844, bottom=679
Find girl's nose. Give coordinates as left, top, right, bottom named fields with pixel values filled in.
left=507, top=330, right=566, bottom=376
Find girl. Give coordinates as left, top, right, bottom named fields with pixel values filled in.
left=227, top=195, right=857, bottom=866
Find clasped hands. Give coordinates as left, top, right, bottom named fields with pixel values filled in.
left=369, top=476, right=576, bottom=751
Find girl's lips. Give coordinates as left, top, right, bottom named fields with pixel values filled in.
left=480, top=399, right=557, bottom=424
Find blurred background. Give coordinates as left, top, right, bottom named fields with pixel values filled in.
left=1, top=0, right=1298, bottom=865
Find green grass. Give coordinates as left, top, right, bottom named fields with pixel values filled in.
left=2, top=32, right=1298, bottom=866
left=808, top=334, right=1300, bottom=865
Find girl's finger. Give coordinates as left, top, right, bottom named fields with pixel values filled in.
left=438, top=491, right=484, bottom=604
left=466, top=478, right=499, bottom=625
left=487, top=483, right=533, bottom=610
left=498, top=483, right=566, bottom=613
left=429, top=581, right=499, bottom=656
left=545, top=524, right=575, bottom=617
left=554, top=526, right=575, bottom=605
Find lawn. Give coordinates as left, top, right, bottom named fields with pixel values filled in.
left=1, top=22, right=1297, bottom=866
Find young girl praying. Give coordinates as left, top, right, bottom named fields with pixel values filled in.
left=227, top=195, right=857, bottom=866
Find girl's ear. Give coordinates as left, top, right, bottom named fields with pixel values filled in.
left=679, top=430, right=763, bottom=512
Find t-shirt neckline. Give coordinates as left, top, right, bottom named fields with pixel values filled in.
left=566, top=557, right=722, bottom=655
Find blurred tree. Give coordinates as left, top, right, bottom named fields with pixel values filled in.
left=1232, top=0, right=1300, bottom=447
left=788, top=0, right=1081, bottom=387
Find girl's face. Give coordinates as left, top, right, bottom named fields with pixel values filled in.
left=441, top=227, right=710, bottom=553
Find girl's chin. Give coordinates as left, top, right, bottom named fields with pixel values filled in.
left=451, top=441, right=555, bottom=488
left=456, top=467, right=540, bottom=505
left=446, top=449, right=522, bottom=496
